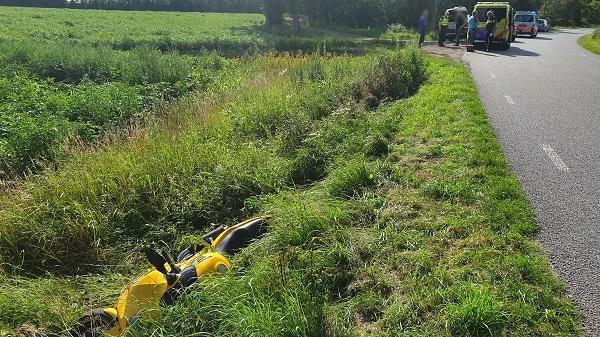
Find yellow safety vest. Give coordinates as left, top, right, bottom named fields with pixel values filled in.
left=440, top=16, right=449, bottom=27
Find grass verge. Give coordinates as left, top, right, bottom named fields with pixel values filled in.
left=578, top=28, right=600, bottom=55
left=0, top=50, right=582, bottom=336
left=130, top=57, right=582, bottom=336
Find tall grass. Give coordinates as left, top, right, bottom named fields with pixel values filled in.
left=0, top=49, right=426, bottom=276
left=0, top=50, right=582, bottom=337
left=0, top=42, right=230, bottom=176
left=0, top=41, right=193, bottom=84
left=126, top=56, right=580, bottom=337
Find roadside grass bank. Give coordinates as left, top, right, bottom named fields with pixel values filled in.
left=0, top=47, right=426, bottom=335
left=0, top=49, right=582, bottom=336
left=126, top=56, right=582, bottom=337
left=578, top=28, right=600, bottom=55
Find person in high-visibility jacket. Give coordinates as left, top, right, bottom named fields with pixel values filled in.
left=438, top=14, right=449, bottom=46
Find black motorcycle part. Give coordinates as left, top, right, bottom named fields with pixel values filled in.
left=203, top=226, right=226, bottom=243
left=215, top=218, right=267, bottom=255
left=72, top=309, right=117, bottom=337
left=161, top=266, right=198, bottom=305
left=177, top=246, right=195, bottom=262
left=143, top=247, right=169, bottom=275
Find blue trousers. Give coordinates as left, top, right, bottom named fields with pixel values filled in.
left=468, top=28, right=477, bottom=45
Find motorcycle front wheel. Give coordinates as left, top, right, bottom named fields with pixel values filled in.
left=72, top=309, right=117, bottom=337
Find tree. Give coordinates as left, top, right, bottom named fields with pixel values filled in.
left=264, top=0, right=285, bottom=25
left=288, top=0, right=303, bottom=34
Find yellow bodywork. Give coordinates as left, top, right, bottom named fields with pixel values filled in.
left=84, top=217, right=265, bottom=336
left=475, top=2, right=515, bottom=43
left=105, top=251, right=230, bottom=336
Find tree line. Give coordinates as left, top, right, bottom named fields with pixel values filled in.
left=266, top=0, right=599, bottom=27
left=0, top=0, right=262, bottom=12
left=0, top=0, right=598, bottom=25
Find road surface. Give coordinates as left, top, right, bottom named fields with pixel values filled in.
left=464, top=28, right=599, bottom=335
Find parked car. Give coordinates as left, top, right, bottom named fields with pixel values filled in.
left=514, top=11, right=539, bottom=38
left=538, top=19, right=550, bottom=32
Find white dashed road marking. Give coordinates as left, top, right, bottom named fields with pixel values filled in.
left=490, top=73, right=497, bottom=79
left=504, top=95, right=515, bottom=105
left=542, top=144, right=570, bottom=172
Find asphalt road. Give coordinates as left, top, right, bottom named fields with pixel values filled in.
left=464, top=28, right=600, bottom=335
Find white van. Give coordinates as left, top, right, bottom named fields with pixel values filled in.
left=514, top=11, right=538, bottom=38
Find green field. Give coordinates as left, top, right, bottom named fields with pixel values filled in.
left=0, top=7, right=262, bottom=176
left=0, top=7, right=398, bottom=177
left=0, top=7, right=265, bottom=51
left=578, top=28, right=600, bottom=55
left=0, top=6, right=582, bottom=337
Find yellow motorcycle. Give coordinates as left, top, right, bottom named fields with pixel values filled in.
left=73, top=217, right=267, bottom=337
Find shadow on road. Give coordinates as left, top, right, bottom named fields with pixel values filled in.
left=498, top=46, right=541, bottom=57
left=544, top=30, right=581, bottom=35
left=470, top=45, right=540, bottom=57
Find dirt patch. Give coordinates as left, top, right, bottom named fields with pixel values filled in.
left=422, top=42, right=466, bottom=63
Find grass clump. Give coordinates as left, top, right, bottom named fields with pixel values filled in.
left=446, top=284, right=507, bottom=337
left=326, top=160, right=377, bottom=198
left=353, top=48, right=426, bottom=109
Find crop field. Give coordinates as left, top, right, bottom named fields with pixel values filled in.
left=0, top=5, right=583, bottom=337
left=0, top=7, right=253, bottom=176
left=0, top=7, right=266, bottom=52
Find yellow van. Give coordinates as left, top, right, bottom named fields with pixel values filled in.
left=473, top=2, right=515, bottom=50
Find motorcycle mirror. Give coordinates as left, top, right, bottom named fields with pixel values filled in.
left=162, top=250, right=180, bottom=274
left=143, top=247, right=169, bottom=275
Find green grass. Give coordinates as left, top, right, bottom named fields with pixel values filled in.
left=0, top=7, right=266, bottom=53
left=0, top=7, right=253, bottom=176
left=0, top=46, right=582, bottom=337
left=0, top=7, right=385, bottom=55
left=578, top=28, right=600, bottom=55
left=0, top=49, right=230, bottom=176
left=125, top=54, right=581, bottom=337
left=0, top=7, right=403, bottom=176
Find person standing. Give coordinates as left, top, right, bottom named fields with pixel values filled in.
left=467, top=11, right=478, bottom=48
left=485, top=11, right=497, bottom=52
left=439, top=13, right=449, bottom=46
left=454, top=10, right=466, bottom=46
left=419, top=10, right=429, bottom=47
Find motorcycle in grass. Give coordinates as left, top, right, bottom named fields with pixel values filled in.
left=73, top=217, right=267, bottom=337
